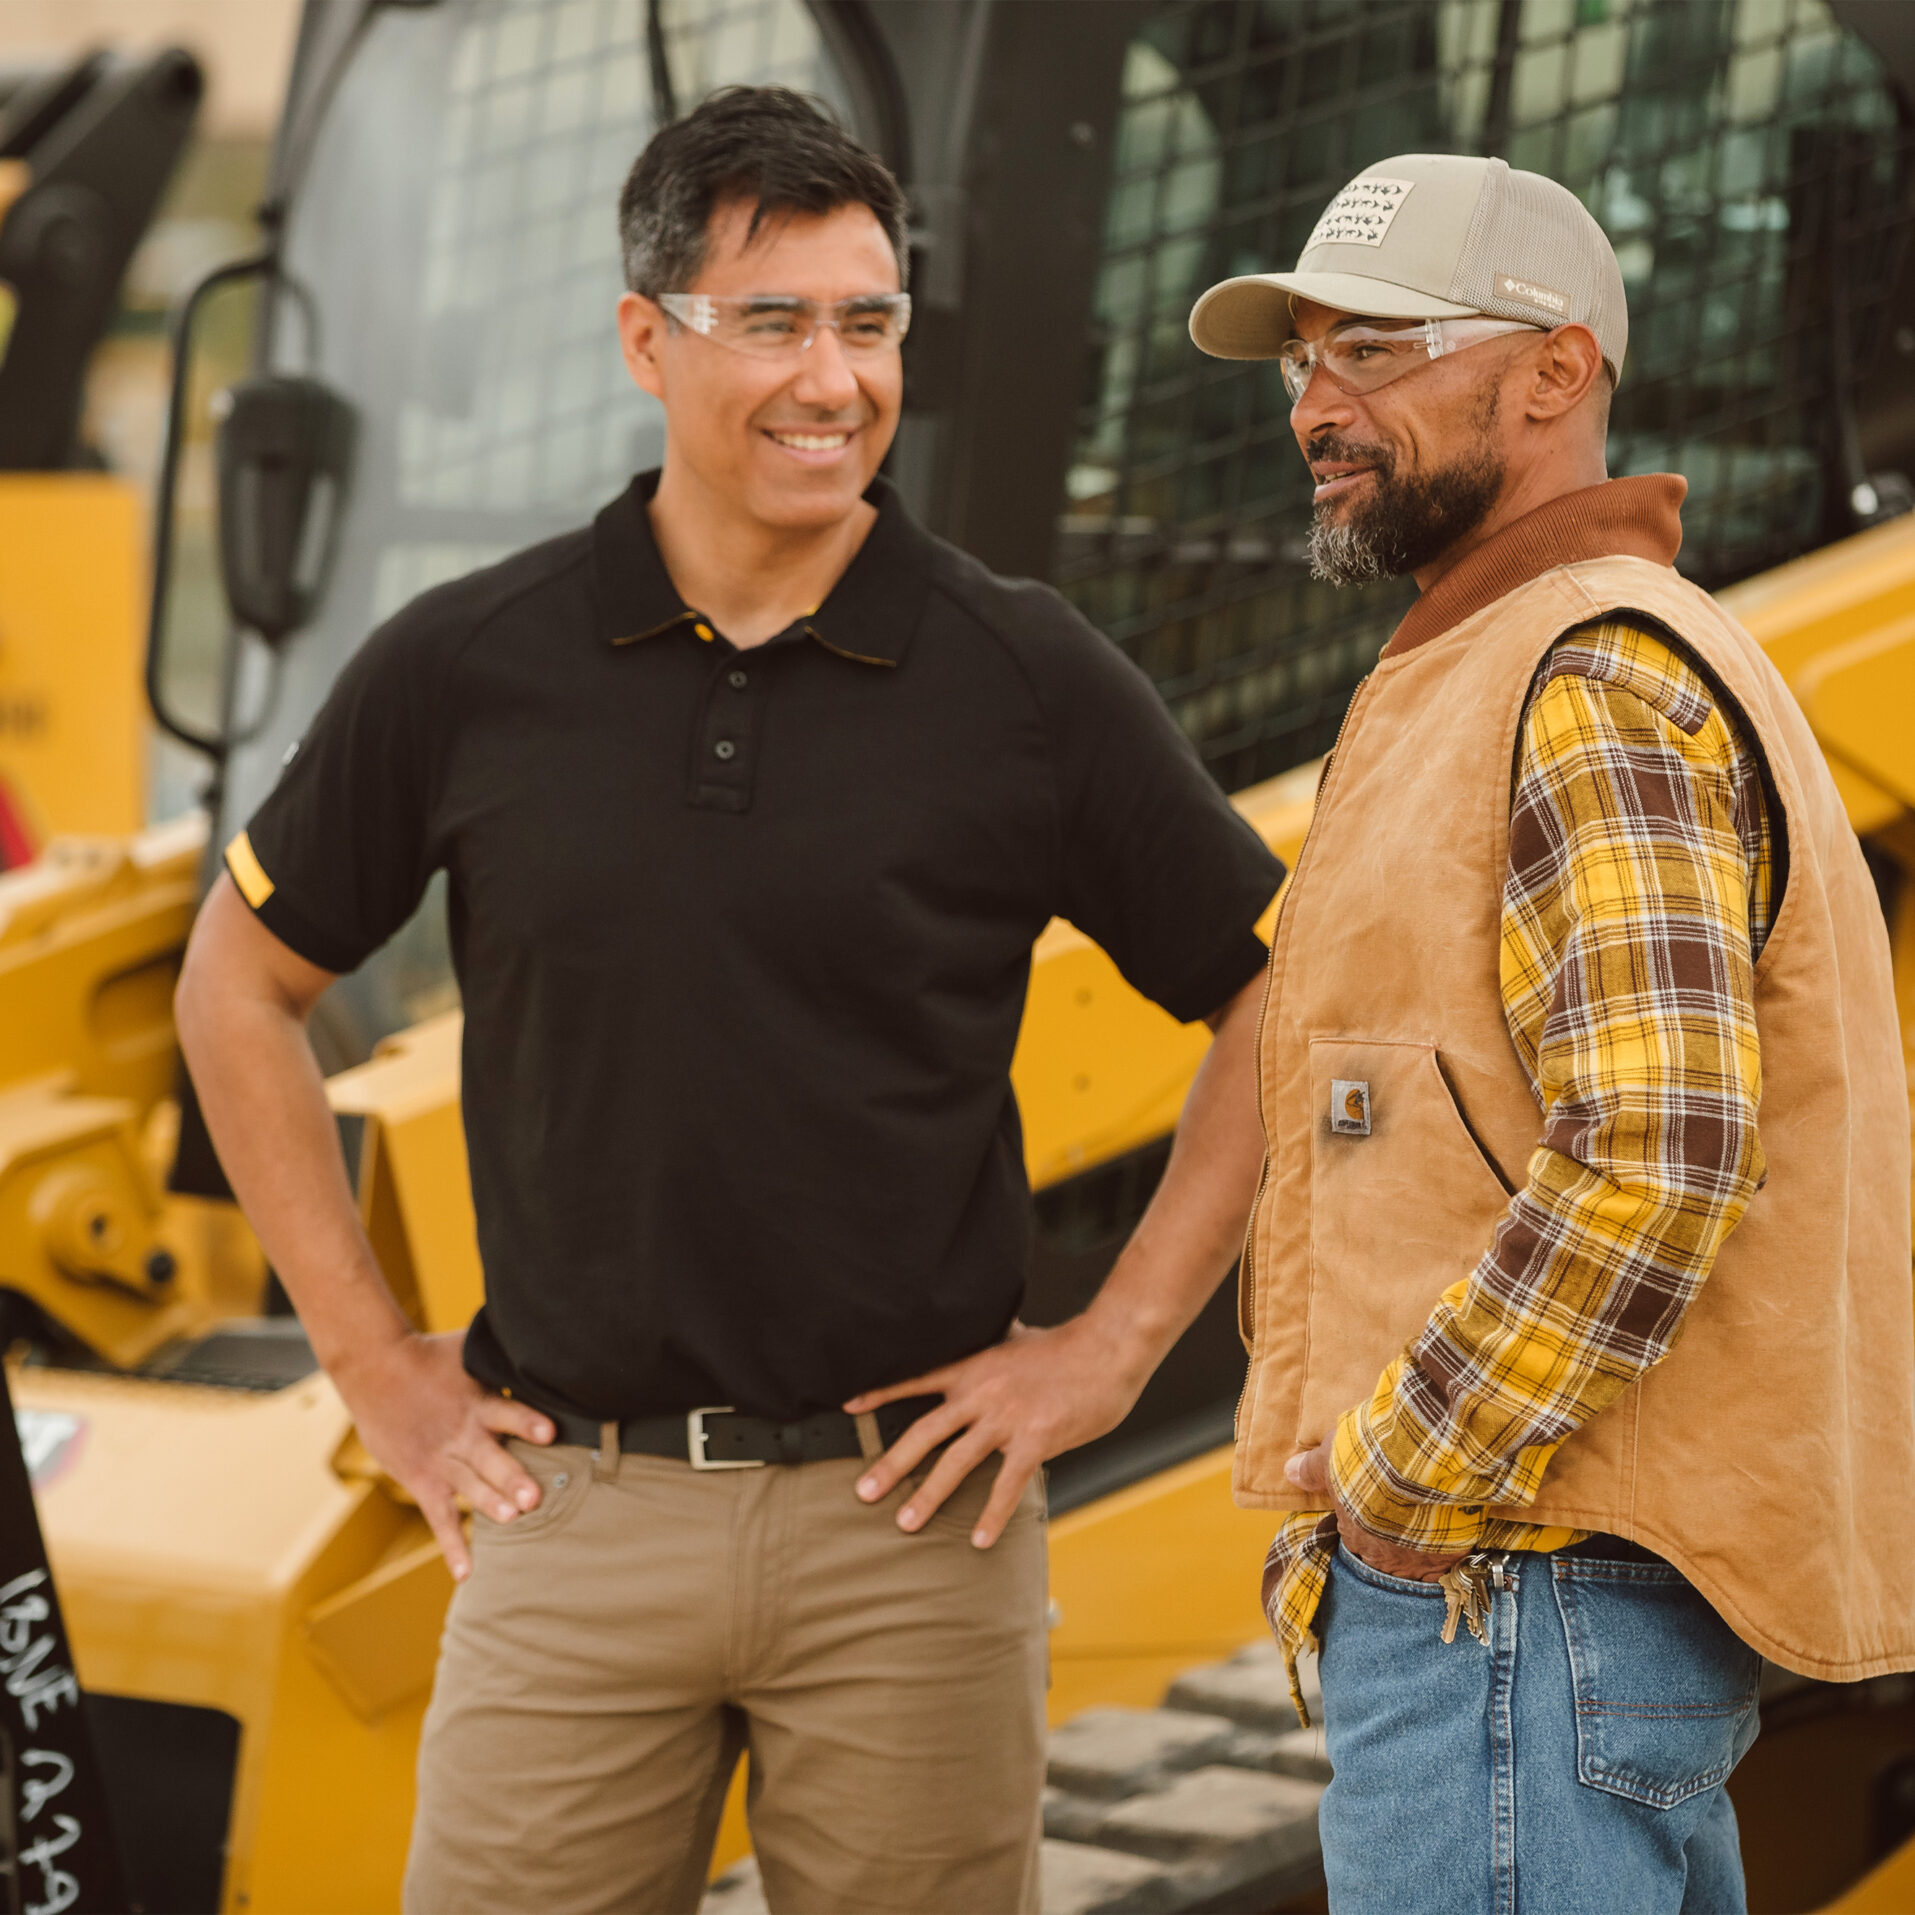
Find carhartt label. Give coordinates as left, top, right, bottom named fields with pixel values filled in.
left=1306, top=177, right=1414, bottom=251
left=1496, top=273, right=1569, bottom=316
left=1330, top=1079, right=1372, bottom=1136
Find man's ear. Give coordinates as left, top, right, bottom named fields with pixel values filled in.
left=617, top=292, right=668, bottom=400
left=1523, top=323, right=1605, bottom=422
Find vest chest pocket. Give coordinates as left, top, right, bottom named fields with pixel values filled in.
left=1295, top=1038, right=1520, bottom=1443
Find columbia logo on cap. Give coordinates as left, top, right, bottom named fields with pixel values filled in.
left=1497, top=273, right=1569, bottom=316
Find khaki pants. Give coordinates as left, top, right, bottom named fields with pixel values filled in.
left=404, top=1434, right=1049, bottom=1915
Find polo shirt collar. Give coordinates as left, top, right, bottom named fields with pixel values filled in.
left=593, top=467, right=934, bottom=667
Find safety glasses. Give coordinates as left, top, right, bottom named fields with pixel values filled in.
left=658, top=292, right=912, bottom=360
left=1278, top=316, right=1544, bottom=406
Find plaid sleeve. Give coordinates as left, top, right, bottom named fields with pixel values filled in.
left=1329, top=616, right=1772, bottom=1552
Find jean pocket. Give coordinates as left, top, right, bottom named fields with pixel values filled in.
left=1552, top=1558, right=1761, bottom=1810
left=1336, top=1544, right=1448, bottom=1599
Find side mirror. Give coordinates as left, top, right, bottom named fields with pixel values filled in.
left=212, top=374, right=356, bottom=648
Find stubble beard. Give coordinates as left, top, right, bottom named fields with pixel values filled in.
left=1306, top=392, right=1507, bottom=586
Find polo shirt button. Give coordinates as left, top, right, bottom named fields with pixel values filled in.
left=713, top=739, right=736, bottom=760
left=727, top=670, right=748, bottom=690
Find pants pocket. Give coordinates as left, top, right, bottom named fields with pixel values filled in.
left=1335, top=1543, right=1449, bottom=1600
left=1552, top=1558, right=1760, bottom=1810
left=918, top=1454, right=1045, bottom=1539
left=470, top=1438, right=593, bottom=1545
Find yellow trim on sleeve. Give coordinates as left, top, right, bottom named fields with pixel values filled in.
left=225, top=830, right=276, bottom=909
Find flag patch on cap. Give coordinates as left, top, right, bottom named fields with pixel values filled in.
left=1306, top=176, right=1414, bottom=251
left=1496, top=273, right=1569, bottom=316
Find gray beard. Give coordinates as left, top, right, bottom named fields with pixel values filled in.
left=1308, top=514, right=1397, bottom=585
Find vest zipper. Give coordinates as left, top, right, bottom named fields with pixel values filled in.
left=1234, top=670, right=1376, bottom=1430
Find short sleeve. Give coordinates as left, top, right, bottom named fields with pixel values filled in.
left=227, top=604, right=445, bottom=974
left=1040, top=601, right=1284, bottom=1022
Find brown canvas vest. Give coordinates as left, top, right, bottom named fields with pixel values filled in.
left=1234, top=554, right=1915, bottom=1682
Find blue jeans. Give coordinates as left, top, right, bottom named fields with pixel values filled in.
left=1317, top=1545, right=1762, bottom=1915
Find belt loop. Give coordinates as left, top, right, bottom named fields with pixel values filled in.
left=593, top=1420, right=620, bottom=1483
left=854, top=1411, right=883, bottom=1463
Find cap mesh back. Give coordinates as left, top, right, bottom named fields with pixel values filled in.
left=1448, top=162, right=1630, bottom=373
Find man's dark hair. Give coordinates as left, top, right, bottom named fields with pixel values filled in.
left=618, top=86, right=909, bottom=298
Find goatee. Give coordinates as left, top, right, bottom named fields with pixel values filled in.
left=1307, top=409, right=1506, bottom=586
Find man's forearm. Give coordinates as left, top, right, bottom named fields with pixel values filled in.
left=1079, top=975, right=1266, bottom=1381
left=178, top=879, right=551, bottom=1575
left=176, top=892, right=410, bottom=1379
left=189, top=1001, right=407, bottom=1371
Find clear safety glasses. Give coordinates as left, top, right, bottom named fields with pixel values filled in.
left=658, top=291, right=913, bottom=359
left=1278, top=316, right=1544, bottom=406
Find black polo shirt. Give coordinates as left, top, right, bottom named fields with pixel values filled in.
left=233, top=473, right=1284, bottom=1422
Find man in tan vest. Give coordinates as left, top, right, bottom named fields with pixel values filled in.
left=1190, top=154, right=1914, bottom=1913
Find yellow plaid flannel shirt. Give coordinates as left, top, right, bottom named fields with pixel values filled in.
left=1263, top=615, right=1774, bottom=1721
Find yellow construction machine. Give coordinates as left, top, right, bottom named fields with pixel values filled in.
left=3, top=2, right=1915, bottom=1911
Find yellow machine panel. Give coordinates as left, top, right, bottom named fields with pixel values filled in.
left=13, top=1363, right=436, bottom=1914
left=1718, top=514, right=1915, bottom=832
left=0, top=478, right=148, bottom=857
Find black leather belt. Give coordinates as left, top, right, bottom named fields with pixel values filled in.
left=541, top=1396, right=942, bottom=1469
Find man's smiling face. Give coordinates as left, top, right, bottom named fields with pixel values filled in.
left=621, top=196, right=903, bottom=532
left=1288, top=299, right=1516, bottom=585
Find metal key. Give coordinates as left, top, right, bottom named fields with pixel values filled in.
left=1438, top=1555, right=1493, bottom=1645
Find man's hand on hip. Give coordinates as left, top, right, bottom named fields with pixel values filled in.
left=1285, top=1437, right=1463, bottom=1583
left=844, top=1316, right=1147, bottom=1548
left=334, top=1331, right=555, bottom=1581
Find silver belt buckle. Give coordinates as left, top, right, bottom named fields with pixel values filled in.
left=687, top=1406, right=765, bottom=1470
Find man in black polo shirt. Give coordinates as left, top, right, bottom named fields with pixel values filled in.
left=178, top=88, right=1281, bottom=1915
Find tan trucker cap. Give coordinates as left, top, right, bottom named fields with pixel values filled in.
left=1189, top=153, right=1628, bottom=384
